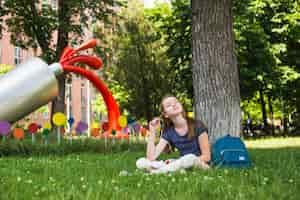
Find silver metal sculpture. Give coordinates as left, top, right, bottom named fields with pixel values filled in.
left=0, top=57, right=62, bottom=123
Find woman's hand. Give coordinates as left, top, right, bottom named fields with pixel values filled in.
left=149, top=117, right=161, bottom=136
left=196, top=158, right=210, bottom=170
left=146, top=118, right=168, bottom=161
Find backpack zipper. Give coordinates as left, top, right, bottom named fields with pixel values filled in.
left=220, top=149, right=246, bottom=155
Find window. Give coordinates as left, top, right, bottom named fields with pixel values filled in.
left=81, top=84, right=86, bottom=105
left=81, top=106, right=87, bottom=123
left=66, top=83, right=73, bottom=119
left=81, top=84, right=87, bottom=123
left=14, top=46, right=22, bottom=65
left=69, top=105, right=73, bottom=119
left=50, top=0, right=57, bottom=10
left=41, top=0, right=56, bottom=9
left=42, top=0, right=48, bottom=6
left=43, top=112, right=49, bottom=119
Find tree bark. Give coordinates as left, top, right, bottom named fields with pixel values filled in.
left=267, top=94, right=275, bottom=135
left=51, top=0, right=69, bottom=117
left=29, top=2, right=50, bottom=55
left=192, top=0, right=241, bottom=142
left=259, top=89, right=268, bottom=128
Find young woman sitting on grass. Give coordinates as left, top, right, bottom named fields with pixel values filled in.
left=136, top=95, right=211, bottom=173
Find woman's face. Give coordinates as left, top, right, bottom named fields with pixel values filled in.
left=162, top=97, right=183, bottom=118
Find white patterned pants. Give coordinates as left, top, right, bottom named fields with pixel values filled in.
left=136, top=154, right=210, bottom=174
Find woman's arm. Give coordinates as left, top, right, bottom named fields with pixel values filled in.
left=147, top=117, right=169, bottom=161
left=146, top=135, right=169, bottom=161
left=198, top=132, right=211, bottom=163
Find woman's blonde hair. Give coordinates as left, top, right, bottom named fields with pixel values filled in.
left=159, top=94, right=206, bottom=140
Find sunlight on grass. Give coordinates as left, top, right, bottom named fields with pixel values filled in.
left=245, top=137, right=300, bottom=149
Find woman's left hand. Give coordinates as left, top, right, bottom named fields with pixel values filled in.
left=196, top=158, right=210, bottom=170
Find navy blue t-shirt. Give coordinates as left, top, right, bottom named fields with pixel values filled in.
left=162, top=126, right=208, bottom=157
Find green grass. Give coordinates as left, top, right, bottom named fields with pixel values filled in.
left=0, top=137, right=299, bottom=200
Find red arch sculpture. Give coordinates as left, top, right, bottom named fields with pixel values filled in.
left=60, top=39, right=121, bottom=132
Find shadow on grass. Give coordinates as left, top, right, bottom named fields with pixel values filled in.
left=0, top=139, right=146, bottom=157
left=2, top=138, right=300, bottom=166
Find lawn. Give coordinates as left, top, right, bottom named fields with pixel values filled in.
left=0, top=137, right=299, bottom=200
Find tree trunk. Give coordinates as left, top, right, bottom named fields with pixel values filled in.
left=51, top=0, right=69, bottom=118
left=139, top=51, right=152, bottom=122
left=259, top=89, right=268, bottom=128
left=192, top=0, right=241, bottom=142
left=29, top=2, right=50, bottom=56
left=267, top=94, right=275, bottom=135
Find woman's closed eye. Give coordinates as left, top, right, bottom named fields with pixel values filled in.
left=165, top=104, right=173, bottom=110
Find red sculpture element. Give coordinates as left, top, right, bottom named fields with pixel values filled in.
left=60, top=39, right=121, bottom=132
left=63, top=65, right=121, bottom=131
left=61, top=55, right=103, bottom=70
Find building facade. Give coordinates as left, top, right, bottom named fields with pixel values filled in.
left=0, top=0, right=97, bottom=129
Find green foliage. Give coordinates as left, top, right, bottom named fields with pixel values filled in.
left=233, top=0, right=300, bottom=124
left=0, top=64, right=13, bottom=74
left=241, top=91, right=284, bottom=121
left=92, top=78, right=130, bottom=116
left=144, top=0, right=299, bottom=127
left=147, top=0, right=193, bottom=100
left=141, top=0, right=300, bottom=126
left=36, top=104, right=50, bottom=115
left=234, top=0, right=277, bottom=100
left=0, top=0, right=122, bottom=62
left=105, top=0, right=174, bottom=120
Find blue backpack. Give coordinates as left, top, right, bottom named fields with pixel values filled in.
left=212, top=135, right=251, bottom=168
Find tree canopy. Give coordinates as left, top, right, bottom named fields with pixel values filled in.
left=0, top=0, right=122, bottom=117
left=146, top=0, right=299, bottom=135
